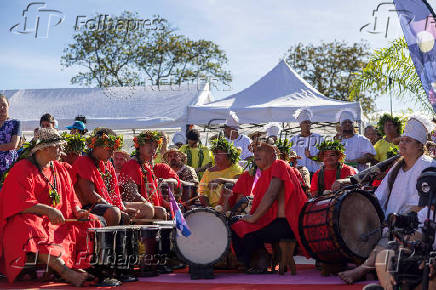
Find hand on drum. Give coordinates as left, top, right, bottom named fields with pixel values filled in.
left=221, top=186, right=233, bottom=199
left=125, top=207, right=140, bottom=218
left=241, top=214, right=256, bottom=223
left=331, top=179, right=351, bottom=192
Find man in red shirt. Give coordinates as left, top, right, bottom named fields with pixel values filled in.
left=0, top=128, right=101, bottom=286
left=119, top=131, right=179, bottom=219
left=310, top=140, right=356, bottom=196
left=231, top=142, right=308, bottom=272
left=72, top=128, right=138, bottom=226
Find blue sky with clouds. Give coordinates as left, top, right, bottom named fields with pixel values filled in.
left=1, top=0, right=435, bottom=114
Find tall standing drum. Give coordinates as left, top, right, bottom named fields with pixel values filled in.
left=299, top=190, right=384, bottom=264
left=173, top=208, right=231, bottom=279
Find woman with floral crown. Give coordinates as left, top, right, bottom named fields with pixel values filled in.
left=119, top=130, right=180, bottom=220
left=71, top=128, right=138, bottom=226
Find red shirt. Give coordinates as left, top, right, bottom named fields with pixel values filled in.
left=231, top=160, right=308, bottom=255
left=229, top=171, right=255, bottom=208
left=119, top=160, right=179, bottom=206
left=0, top=160, right=101, bottom=282
left=71, top=156, right=124, bottom=209
left=310, top=164, right=356, bottom=194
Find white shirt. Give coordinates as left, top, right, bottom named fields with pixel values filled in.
left=375, top=155, right=436, bottom=216
left=417, top=208, right=436, bottom=249
left=341, top=134, right=376, bottom=172
left=226, top=134, right=253, bottom=161
left=290, top=133, right=324, bottom=173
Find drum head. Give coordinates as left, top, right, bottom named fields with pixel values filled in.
left=175, top=208, right=230, bottom=266
left=338, top=192, right=382, bottom=259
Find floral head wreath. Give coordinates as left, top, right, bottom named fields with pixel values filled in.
left=86, top=129, right=123, bottom=151
left=133, top=130, right=163, bottom=149
left=210, top=136, right=240, bottom=165
left=315, top=140, right=345, bottom=162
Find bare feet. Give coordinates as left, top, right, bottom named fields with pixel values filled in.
left=61, top=268, right=89, bottom=287
left=338, top=265, right=369, bottom=284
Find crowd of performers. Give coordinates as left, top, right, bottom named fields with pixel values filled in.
left=0, top=91, right=435, bottom=288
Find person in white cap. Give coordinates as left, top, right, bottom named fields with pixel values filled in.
left=338, top=110, right=376, bottom=172
left=290, top=109, right=324, bottom=174
left=224, top=111, right=253, bottom=161
left=338, top=116, right=436, bottom=285
left=266, top=123, right=281, bottom=143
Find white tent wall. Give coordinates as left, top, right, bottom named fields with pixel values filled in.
left=187, top=60, right=362, bottom=125
left=3, top=82, right=213, bottom=131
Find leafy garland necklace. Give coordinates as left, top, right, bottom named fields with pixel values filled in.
left=30, top=156, right=60, bottom=207
left=88, top=153, right=115, bottom=196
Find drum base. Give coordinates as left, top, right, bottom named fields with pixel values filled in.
left=189, top=265, right=214, bottom=280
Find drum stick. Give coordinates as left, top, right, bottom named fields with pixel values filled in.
left=65, top=219, right=91, bottom=222
left=131, top=218, right=166, bottom=223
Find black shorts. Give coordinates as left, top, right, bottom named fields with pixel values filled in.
left=82, top=203, right=116, bottom=226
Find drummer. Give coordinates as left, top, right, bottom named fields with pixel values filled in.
left=310, top=140, right=356, bottom=197
left=198, top=136, right=242, bottom=209
left=338, top=116, right=436, bottom=284
left=71, top=128, right=139, bottom=225
left=231, top=142, right=308, bottom=273
left=0, top=128, right=101, bottom=286
left=119, top=130, right=179, bottom=219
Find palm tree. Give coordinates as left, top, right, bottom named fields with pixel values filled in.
left=349, top=37, right=434, bottom=115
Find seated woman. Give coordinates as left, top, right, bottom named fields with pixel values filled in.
left=310, top=140, right=356, bottom=197
left=119, top=131, right=179, bottom=220
left=71, top=128, right=142, bottom=226
left=198, top=137, right=243, bottom=209
left=338, top=116, right=436, bottom=284
left=0, top=128, right=101, bottom=286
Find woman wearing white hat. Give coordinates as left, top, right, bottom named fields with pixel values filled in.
left=339, top=116, right=436, bottom=285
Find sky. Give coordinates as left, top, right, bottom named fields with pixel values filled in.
left=1, top=0, right=435, bottom=116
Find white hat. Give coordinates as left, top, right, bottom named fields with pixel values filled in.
left=402, top=116, right=434, bottom=144
left=31, top=128, right=66, bottom=154
left=172, top=132, right=185, bottom=145
left=294, top=109, right=312, bottom=123
left=266, top=123, right=281, bottom=137
left=337, top=110, right=355, bottom=123
left=226, top=111, right=240, bottom=129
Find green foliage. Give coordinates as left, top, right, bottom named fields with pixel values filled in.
left=61, top=132, right=86, bottom=154
left=285, top=40, right=375, bottom=113
left=314, top=140, right=345, bottom=162
left=276, top=138, right=293, bottom=157
left=61, top=12, right=231, bottom=88
left=376, top=113, right=405, bottom=136
left=349, top=38, right=434, bottom=115
left=210, top=136, right=240, bottom=165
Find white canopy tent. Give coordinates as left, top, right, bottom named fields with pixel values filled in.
left=187, top=60, right=362, bottom=125
left=3, top=82, right=213, bottom=131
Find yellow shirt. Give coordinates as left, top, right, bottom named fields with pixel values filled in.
left=179, top=145, right=214, bottom=169
left=198, top=164, right=243, bottom=208
left=374, top=138, right=398, bottom=162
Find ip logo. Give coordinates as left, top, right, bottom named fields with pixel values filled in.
left=10, top=2, right=64, bottom=39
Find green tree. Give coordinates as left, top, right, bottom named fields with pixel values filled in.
left=285, top=40, right=375, bottom=113
left=61, top=12, right=231, bottom=88
left=349, top=37, right=434, bottom=115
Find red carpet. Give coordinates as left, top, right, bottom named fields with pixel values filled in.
left=0, top=265, right=374, bottom=289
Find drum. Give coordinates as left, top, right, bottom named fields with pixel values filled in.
left=88, top=226, right=139, bottom=269
left=299, top=190, right=384, bottom=264
left=173, top=208, right=231, bottom=267
left=137, top=225, right=160, bottom=267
